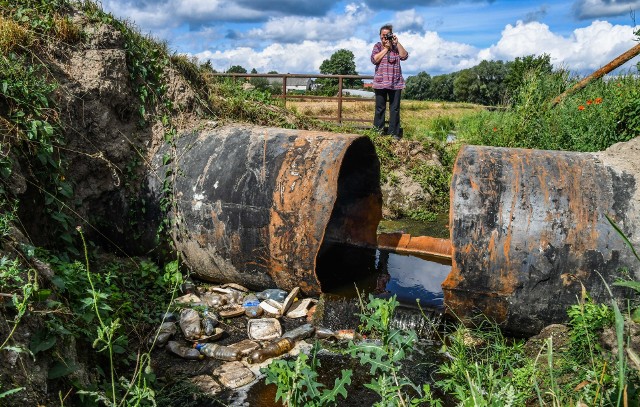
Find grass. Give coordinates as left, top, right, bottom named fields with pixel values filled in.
left=286, top=98, right=482, bottom=138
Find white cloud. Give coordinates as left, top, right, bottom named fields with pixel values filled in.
left=196, top=38, right=371, bottom=73
left=478, top=20, right=639, bottom=73
left=245, top=3, right=373, bottom=42
left=396, top=31, right=481, bottom=75
left=391, top=9, right=426, bottom=33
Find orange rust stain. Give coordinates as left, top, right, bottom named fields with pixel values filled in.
left=377, top=233, right=452, bottom=259
left=267, top=133, right=353, bottom=294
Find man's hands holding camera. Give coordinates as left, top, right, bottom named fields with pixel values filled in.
left=382, top=32, right=396, bottom=48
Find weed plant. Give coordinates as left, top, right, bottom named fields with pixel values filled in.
left=263, top=340, right=352, bottom=407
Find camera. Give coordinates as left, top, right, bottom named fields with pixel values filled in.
left=384, top=32, right=394, bottom=41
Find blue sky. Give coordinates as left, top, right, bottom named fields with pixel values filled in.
left=101, top=0, right=640, bottom=76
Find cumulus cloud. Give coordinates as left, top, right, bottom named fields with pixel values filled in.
left=391, top=9, right=426, bottom=33
left=245, top=2, right=373, bottom=42
left=195, top=38, right=370, bottom=73
left=572, top=0, right=640, bottom=19
left=478, top=20, right=639, bottom=73
left=100, top=0, right=336, bottom=32
left=397, top=31, right=481, bottom=75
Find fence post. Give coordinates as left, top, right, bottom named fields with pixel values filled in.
left=337, top=76, right=343, bottom=124
left=282, top=76, right=288, bottom=108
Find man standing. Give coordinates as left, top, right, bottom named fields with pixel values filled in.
left=371, top=24, right=409, bottom=140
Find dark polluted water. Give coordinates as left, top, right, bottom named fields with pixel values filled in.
left=318, top=243, right=451, bottom=311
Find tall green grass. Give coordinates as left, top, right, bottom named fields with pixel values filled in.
left=456, top=71, right=640, bottom=152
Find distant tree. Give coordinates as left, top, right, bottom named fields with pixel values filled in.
left=405, top=72, right=432, bottom=100
left=250, top=68, right=258, bottom=74
left=504, top=54, right=552, bottom=103
left=268, top=70, right=278, bottom=74
left=227, top=65, right=247, bottom=74
left=250, top=77, right=270, bottom=91
left=200, top=60, right=216, bottom=73
left=317, top=49, right=362, bottom=95
left=431, top=73, right=456, bottom=101
left=453, top=60, right=507, bottom=105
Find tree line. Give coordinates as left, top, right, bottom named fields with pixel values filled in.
left=218, top=51, right=554, bottom=105
left=405, top=54, right=553, bottom=106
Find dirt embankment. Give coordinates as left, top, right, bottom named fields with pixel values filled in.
left=1, top=10, right=203, bottom=404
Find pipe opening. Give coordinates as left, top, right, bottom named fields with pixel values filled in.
left=316, top=136, right=382, bottom=291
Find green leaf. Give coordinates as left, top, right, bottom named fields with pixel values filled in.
left=48, top=361, right=78, bottom=379
left=612, top=280, right=640, bottom=293
left=606, top=214, right=640, bottom=262
left=0, top=387, right=24, bottom=399
left=30, top=330, right=57, bottom=354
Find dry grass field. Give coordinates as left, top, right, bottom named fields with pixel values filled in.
left=285, top=98, right=483, bottom=139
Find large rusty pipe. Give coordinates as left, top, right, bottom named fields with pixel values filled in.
left=443, top=144, right=639, bottom=336
left=150, top=124, right=382, bottom=295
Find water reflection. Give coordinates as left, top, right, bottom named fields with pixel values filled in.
left=376, top=250, right=450, bottom=308
left=318, top=243, right=451, bottom=309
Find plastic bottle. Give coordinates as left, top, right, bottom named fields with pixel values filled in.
left=166, top=341, right=203, bottom=360
left=179, top=308, right=202, bottom=340
left=256, top=288, right=287, bottom=302
left=247, top=337, right=294, bottom=364
left=202, top=309, right=219, bottom=335
left=242, top=293, right=263, bottom=318
left=282, top=324, right=315, bottom=342
left=195, top=343, right=241, bottom=361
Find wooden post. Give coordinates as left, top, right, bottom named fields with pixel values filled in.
left=552, top=42, right=640, bottom=106
left=337, top=77, right=343, bottom=124
left=282, top=76, right=287, bottom=108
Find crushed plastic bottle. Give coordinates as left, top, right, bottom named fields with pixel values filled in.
left=166, top=341, right=203, bottom=360
left=247, top=338, right=294, bottom=364
left=202, top=309, right=219, bottom=335
left=242, top=293, right=263, bottom=318
left=151, top=321, right=177, bottom=347
left=256, top=288, right=287, bottom=302
left=179, top=308, right=202, bottom=340
left=195, top=343, right=241, bottom=361
left=282, top=324, right=315, bottom=342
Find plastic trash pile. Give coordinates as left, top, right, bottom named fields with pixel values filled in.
left=150, top=281, right=362, bottom=394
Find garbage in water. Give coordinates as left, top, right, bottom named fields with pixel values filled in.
left=242, top=293, right=263, bottom=318
left=259, top=299, right=284, bottom=316
left=281, top=323, right=315, bottom=342
left=166, top=341, right=203, bottom=360
left=281, top=286, right=300, bottom=314
left=227, top=339, right=261, bottom=357
left=179, top=308, right=202, bottom=340
left=256, top=288, right=287, bottom=302
left=247, top=338, right=294, bottom=364
left=247, top=318, right=282, bottom=341
left=286, top=298, right=317, bottom=318
left=154, top=256, right=444, bottom=403
left=214, top=361, right=255, bottom=389
left=195, top=343, right=241, bottom=361
left=151, top=321, right=177, bottom=347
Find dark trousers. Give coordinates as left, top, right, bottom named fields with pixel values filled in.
left=373, top=88, right=402, bottom=136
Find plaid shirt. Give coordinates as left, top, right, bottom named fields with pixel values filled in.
left=371, top=42, right=408, bottom=90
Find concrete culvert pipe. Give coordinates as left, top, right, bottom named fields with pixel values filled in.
left=443, top=143, right=640, bottom=336
left=150, top=124, right=382, bottom=296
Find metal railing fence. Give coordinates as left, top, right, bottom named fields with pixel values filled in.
left=205, top=73, right=375, bottom=126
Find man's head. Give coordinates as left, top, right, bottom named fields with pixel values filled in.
left=379, top=24, right=393, bottom=38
